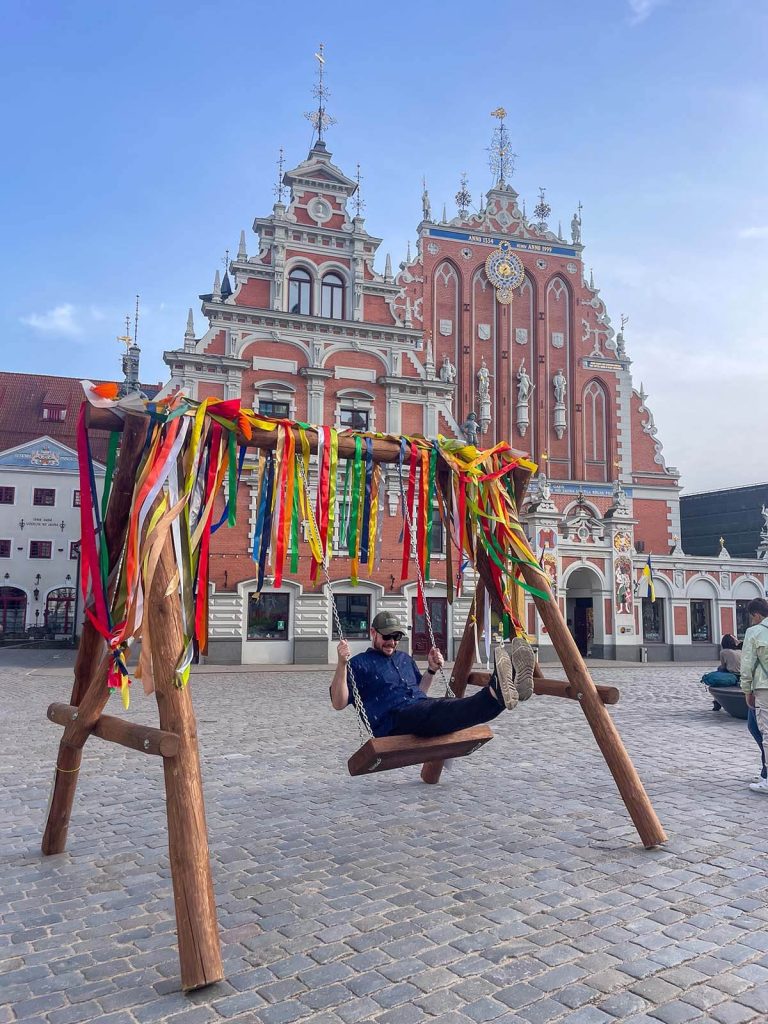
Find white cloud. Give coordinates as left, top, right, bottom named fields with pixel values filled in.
left=738, top=225, right=768, bottom=240
left=627, top=0, right=667, bottom=25
left=20, top=304, right=83, bottom=337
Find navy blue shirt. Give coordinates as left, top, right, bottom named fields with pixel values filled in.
left=347, top=648, right=429, bottom=737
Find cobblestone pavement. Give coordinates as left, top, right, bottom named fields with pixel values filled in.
left=3, top=656, right=768, bottom=1024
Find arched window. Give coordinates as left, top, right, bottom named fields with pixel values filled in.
left=321, top=272, right=345, bottom=319
left=45, top=587, right=76, bottom=635
left=0, top=587, right=27, bottom=635
left=288, top=268, right=312, bottom=315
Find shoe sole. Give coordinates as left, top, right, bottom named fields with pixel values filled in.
left=511, top=637, right=536, bottom=701
left=494, top=645, right=519, bottom=710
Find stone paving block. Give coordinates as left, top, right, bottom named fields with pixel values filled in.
left=462, top=996, right=509, bottom=1021
left=645, top=1001, right=701, bottom=1023
left=558, top=1009, right=614, bottom=1024
left=708, top=1003, right=760, bottom=1024
left=254, top=1001, right=308, bottom=1024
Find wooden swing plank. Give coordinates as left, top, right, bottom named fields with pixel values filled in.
left=348, top=726, right=493, bottom=776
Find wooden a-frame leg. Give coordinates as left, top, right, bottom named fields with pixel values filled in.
left=42, top=414, right=149, bottom=856
left=421, top=581, right=485, bottom=785
left=475, top=548, right=667, bottom=850
left=148, top=534, right=223, bottom=991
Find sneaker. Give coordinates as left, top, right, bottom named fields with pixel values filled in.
left=749, top=779, right=768, bottom=794
left=511, top=636, right=536, bottom=701
left=492, top=644, right=519, bottom=710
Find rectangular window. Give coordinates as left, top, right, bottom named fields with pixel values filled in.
left=258, top=399, right=290, bottom=419
left=332, top=593, right=371, bottom=640
left=30, top=540, right=53, bottom=559
left=690, top=599, right=712, bottom=642
left=0, top=540, right=10, bottom=558
left=33, top=488, right=55, bottom=507
left=0, top=486, right=15, bottom=504
left=642, top=597, right=665, bottom=643
left=246, top=592, right=289, bottom=640
left=42, top=405, right=66, bottom=421
left=69, top=541, right=80, bottom=560
left=736, top=600, right=752, bottom=640
left=339, top=407, right=370, bottom=432
left=72, top=490, right=81, bottom=507
left=429, top=507, right=444, bottom=555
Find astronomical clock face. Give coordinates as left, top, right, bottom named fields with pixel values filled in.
left=485, top=241, right=525, bottom=293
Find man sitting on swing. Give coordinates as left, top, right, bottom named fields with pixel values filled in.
left=331, top=611, right=536, bottom=738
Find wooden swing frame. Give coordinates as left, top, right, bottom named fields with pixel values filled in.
left=42, top=406, right=667, bottom=993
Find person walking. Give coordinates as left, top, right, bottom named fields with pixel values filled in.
left=740, top=598, right=768, bottom=794
left=331, top=611, right=536, bottom=739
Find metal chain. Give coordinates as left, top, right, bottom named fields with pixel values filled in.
left=397, top=456, right=455, bottom=698
left=296, top=455, right=376, bottom=746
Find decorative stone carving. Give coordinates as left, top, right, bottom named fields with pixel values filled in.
left=566, top=262, right=577, bottom=274
left=515, top=327, right=528, bottom=345
left=477, top=323, right=491, bottom=341
left=615, top=555, right=633, bottom=615
left=439, top=319, right=452, bottom=336
left=439, top=355, right=457, bottom=383
left=427, top=242, right=440, bottom=256
left=551, top=331, right=564, bottom=349
left=422, top=182, right=431, bottom=222
left=571, top=210, right=582, bottom=244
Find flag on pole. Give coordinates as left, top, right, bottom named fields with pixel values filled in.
left=642, top=555, right=655, bottom=602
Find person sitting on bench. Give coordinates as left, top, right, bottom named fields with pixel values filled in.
left=331, top=611, right=536, bottom=738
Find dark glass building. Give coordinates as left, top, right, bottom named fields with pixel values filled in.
left=681, top=483, right=768, bottom=559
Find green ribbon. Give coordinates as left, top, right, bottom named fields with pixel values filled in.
left=290, top=454, right=300, bottom=573
left=98, top=431, right=120, bottom=593
left=348, top=436, right=363, bottom=558
left=227, top=428, right=237, bottom=527
left=424, top=446, right=438, bottom=580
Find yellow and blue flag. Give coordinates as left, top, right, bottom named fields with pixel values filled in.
left=642, top=555, right=655, bottom=602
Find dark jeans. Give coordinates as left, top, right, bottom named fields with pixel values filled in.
left=747, top=707, right=767, bottom=778
left=388, top=685, right=504, bottom=738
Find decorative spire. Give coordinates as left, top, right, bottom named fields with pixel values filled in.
left=304, top=43, right=336, bottom=145
left=441, top=202, right=447, bottom=223
left=133, top=294, right=140, bottom=346
left=238, top=230, right=247, bottom=261
left=557, top=219, right=562, bottom=238
left=354, top=163, right=365, bottom=217
left=455, top=172, right=471, bottom=218
left=533, top=187, right=551, bottom=232
left=384, top=253, right=392, bottom=280
left=185, top=308, right=195, bottom=339
left=488, top=107, right=516, bottom=186
left=406, top=239, right=412, bottom=262
left=522, top=197, right=527, bottom=219
left=213, top=269, right=221, bottom=301
left=274, top=147, right=286, bottom=204
left=589, top=267, right=595, bottom=289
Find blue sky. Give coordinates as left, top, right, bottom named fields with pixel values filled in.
left=2, top=0, right=767, bottom=495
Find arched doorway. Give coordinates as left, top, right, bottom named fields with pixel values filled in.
left=565, top=566, right=604, bottom=657
left=0, top=587, right=27, bottom=636
left=45, top=587, right=76, bottom=636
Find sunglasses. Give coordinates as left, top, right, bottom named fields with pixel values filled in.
left=379, top=631, right=403, bottom=641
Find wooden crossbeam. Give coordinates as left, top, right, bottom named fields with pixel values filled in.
left=466, top=672, right=620, bottom=706
left=47, top=704, right=180, bottom=757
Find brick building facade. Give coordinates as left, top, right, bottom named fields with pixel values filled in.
left=164, top=135, right=768, bottom=664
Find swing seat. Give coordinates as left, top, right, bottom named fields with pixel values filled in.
left=348, top=725, right=493, bottom=776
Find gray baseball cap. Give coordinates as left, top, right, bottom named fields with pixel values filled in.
left=371, top=611, right=405, bottom=635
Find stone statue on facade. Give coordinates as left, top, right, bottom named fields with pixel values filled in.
left=422, top=181, right=432, bottom=222
left=553, top=369, right=567, bottom=405
left=612, top=475, right=629, bottom=511
left=477, top=359, right=490, bottom=399
left=439, top=355, right=457, bottom=383
left=460, top=412, right=481, bottom=446
left=571, top=210, right=581, bottom=244
left=517, top=363, right=532, bottom=403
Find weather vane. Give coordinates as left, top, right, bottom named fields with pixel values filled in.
left=222, top=249, right=230, bottom=273
left=620, top=313, right=629, bottom=332
left=133, top=294, right=140, bottom=345
left=117, top=313, right=132, bottom=350
left=274, top=147, right=286, bottom=204
left=488, top=107, right=516, bottom=186
left=354, top=163, right=365, bottom=216
left=455, top=172, right=471, bottom=218
left=534, top=187, right=551, bottom=232
left=304, top=43, right=337, bottom=144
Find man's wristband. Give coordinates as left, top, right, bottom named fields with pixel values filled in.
left=427, top=668, right=436, bottom=676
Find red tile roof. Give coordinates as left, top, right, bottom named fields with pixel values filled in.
left=0, top=372, right=164, bottom=462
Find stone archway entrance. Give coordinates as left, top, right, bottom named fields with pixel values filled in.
left=565, top=567, right=603, bottom=657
